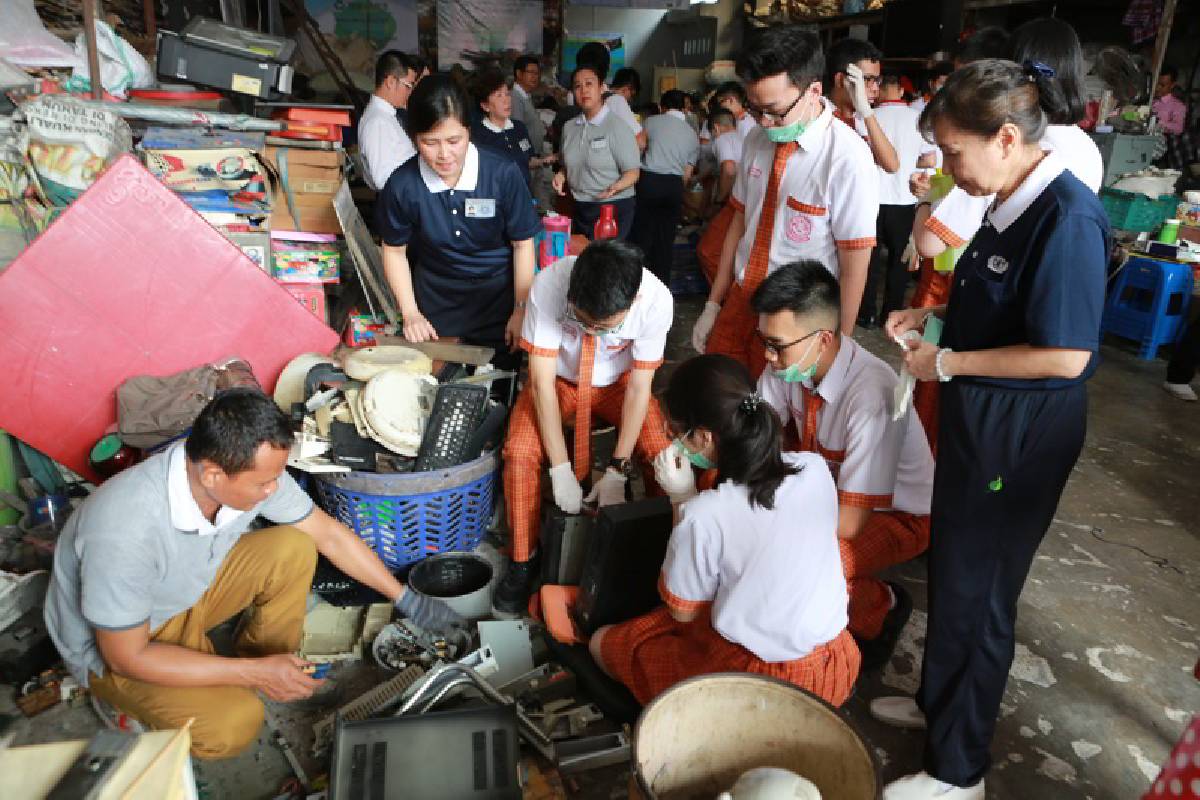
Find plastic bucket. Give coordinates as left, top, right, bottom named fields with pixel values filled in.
left=631, top=673, right=879, bottom=799
left=406, top=551, right=495, bottom=620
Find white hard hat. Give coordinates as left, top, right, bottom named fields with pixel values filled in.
left=359, top=369, right=437, bottom=457
left=717, top=768, right=822, bottom=800
left=273, top=353, right=335, bottom=411
left=343, top=346, right=433, bottom=381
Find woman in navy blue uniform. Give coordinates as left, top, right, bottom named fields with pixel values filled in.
left=878, top=60, right=1109, bottom=800
left=469, top=69, right=554, bottom=189
left=377, top=75, right=542, bottom=352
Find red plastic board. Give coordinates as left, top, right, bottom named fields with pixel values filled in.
left=0, top=154, right=340, bottom=481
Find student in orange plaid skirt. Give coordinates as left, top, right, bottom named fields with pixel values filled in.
left=493, top=240, right=675, bottom=617
left=588, top=355, right=859, bottom=707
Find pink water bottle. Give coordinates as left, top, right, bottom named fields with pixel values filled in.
left=594, top=204, right=618, bottom=240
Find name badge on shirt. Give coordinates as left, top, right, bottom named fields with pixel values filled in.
left=519, top=138, right=532, bottom=151
left=590, top=137, right=608, bottom=150
left=465, top=198, right=496, bottom=219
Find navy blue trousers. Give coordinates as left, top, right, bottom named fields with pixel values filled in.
left=918, top=380, right=1087, bottom=786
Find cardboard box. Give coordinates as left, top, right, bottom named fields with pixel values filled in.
left=224, top=230, right=271, bottom=272
left=272, top=231, right=339, bottom=283
left=282, top=281, right=327, bottom=322
left=266, top=147, right=345, bottom=233
left=271, top=201, right=341, bottom=234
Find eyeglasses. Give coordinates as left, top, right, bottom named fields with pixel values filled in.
left=756, top=328, right=826, bottom=356
left=859, top=75, right=882, bottom=86
left=748, top=89, right=804, bottom=125
left=566, top=306, right=624, bottom=336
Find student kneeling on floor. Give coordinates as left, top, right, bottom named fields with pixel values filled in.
left=43, top=390, right=464, bottom=758
left=752, top=261, right=934, bottom=670
left=589, top=355, right=860, bottom=707
left=495, top=240, right=675, bottom=617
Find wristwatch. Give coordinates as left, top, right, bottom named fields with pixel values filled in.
left=608, top=457, right=635, bottom=477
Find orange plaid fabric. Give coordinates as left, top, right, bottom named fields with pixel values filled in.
left=908, top=257, right=953, bottom=456
left=573, top=335, right=597, bottom=481
left=600, top=606, right=860, bottom=707
left=705, top=282, right=768, bottom=380
left=697, top=203, right=735, bottom=285
left=501, top=371, right=673, bottom=562
left=839, top=510, right=930, bottom=639
left=799, top=389, right=824, bottom=452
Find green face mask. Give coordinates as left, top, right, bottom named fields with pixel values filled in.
left=765, top=119, right=806, bottom=143
left=773, top=336, right=821, bottom=386
left=673, top=435, right=715, bottom=470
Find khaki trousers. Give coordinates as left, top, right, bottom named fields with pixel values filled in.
left=89, top=526, right=317, bottom=759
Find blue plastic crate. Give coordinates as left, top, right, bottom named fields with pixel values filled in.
left=313, top=451, right=498, bottom=569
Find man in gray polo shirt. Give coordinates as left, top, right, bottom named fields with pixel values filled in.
left=45, top=389, right=462, bottom=758
left=629, top=89, right=700, bottom=284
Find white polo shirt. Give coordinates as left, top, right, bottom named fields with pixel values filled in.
left=873, top=101, right=937, bottom=206
left=713, top=130, right=743, bottom=170
left=605, top=93, right=643, bottom=136
left=758, top=337, right=934, bottom=515
left=926, top=124, right=1103, bottom=248
left=736, top=112, right=758, bottom=140
left=660, top=451, right=848, bottom=662
left=519, top=256, right=673, bottom=386
left=729, top=98, right=879, bottom=285
left=358, top=94, right=416, bottom=191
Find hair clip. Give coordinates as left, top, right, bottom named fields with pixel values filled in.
left=739, top=393, right=762, bottom=414
left=1025, top=61, right=1056, bottom=81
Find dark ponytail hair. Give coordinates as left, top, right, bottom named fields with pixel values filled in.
left=664, top=355, right=799, bottom=510
left=919, top=58, right=1069, bottom=145
left=1009, top=18, right=1087, bottom=124
left=407, top=74, right=472, bottom=138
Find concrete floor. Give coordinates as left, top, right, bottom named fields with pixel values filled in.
left=3, top=292, right=1197, bottom=799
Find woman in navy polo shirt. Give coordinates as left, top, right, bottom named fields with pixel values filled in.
left=469, top=69, right=554, bottom=189
left=878, top=60, right=1108, bottom=800
left=377, top=75, right=541, bottom=351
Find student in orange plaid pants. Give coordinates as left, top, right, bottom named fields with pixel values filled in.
left=590, top=355, right=859, bottom=707
left=753, top=262, right=933, bottom=670
left=691, top=26, right=879, bottom=377
left=493, top=241, right=676, bottom=616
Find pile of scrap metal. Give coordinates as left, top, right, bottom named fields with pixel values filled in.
left=276, top=343, right=512, bottom=475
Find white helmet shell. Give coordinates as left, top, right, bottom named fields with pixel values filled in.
left=359, top=369, right=437, bottom=456
left=343, top=345, right=433, bottom=381
left=718, top=767, right=822, bottom=800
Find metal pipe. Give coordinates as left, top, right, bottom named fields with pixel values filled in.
left=81, top=0, right=104, bottom=100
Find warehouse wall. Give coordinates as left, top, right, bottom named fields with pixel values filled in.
left=563, top=6, right=672, bottom=84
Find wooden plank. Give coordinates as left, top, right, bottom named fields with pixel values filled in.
left=375, top=335, right=496, bottom=366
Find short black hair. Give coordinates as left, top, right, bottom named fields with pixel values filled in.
left=514, top=55, right=539, bottom=76
left=708, top=107, right=736, bottom=130
left=713, top=81, right=748, bottom=106
left=611, top=67, right=641, bottom=95
left=566, top=240, right=643, bottom=320
left=576, top=42, right=611, bottom=83
left=1161, top=64, right=1178, bottom=82
left=471, top=68, right=507, bottom=110
left=954, top=26, right=1010, bottom=66
left=825, top=37, right=883, bottom=87
left=407, top=74, right=472, bottom=137
left=375, top=50, right=418, bottom=89
left=1009, top=18, right=1088, bottom=124
left=881, top=71, right=903, bottom=88
left=660, top=88, right=687, bottom=111
left=751, top=259, right=840, bottom=323
left=185, top=388, right=293, bottom=475
left=737, top=25, right=824, bottom=90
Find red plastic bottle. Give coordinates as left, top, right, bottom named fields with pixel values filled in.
left=594, top=204, right=618, bottom=240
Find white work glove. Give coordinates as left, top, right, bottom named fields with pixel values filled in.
left=845, top=64, right=874, bottom=119
left=692, top=301, right=721, bottom=353
left=652, top=447, right=697, bottom=505
left=901, top=236, right=917, bottom=270
left=548, top=462, right=583, bottom=514
left=584, top=468, right=627, bottom=507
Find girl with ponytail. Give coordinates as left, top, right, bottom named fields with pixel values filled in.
left=879, top=58, right=1109, bottom=800
left=588, top=354, right=860, bottom=708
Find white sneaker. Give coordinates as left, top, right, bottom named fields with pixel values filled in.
left=870, top=696, right=927, bottom=729
left=1163, top=381, right=1198, bottom=401
left=883, top=772, right=984, bottom=799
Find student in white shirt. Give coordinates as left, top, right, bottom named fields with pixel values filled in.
left=494, top=241, right=674, bottom=616
left=752, top=261, right=934, bottom=670
left=909, top=61, right=952, bottom=115
left=714, top=81, right=759, bottom=140
left=357, top=51, right=419, bottom=191
left=693, top=26, right=880, bottom=378
left=696, top=108, right=743, bottom=283
left=826, top=38, right=900, bottom=174
left=589, top=353, right=859, bottom=707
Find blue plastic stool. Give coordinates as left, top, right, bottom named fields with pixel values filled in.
left=1102, top=256, right=1194, bottom=359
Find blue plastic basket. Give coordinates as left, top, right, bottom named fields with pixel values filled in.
left=313, top=451, right=498, bottom=570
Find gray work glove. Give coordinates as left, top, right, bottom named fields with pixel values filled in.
left=395, top=588, right=466, bottom=634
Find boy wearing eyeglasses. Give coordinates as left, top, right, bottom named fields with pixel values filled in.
left=494, top=240, right=675, bottom=616
left=825, top=38, right=901, bottom=176
left=752, top=261, right=934, bottom=670
left=692, top=26, right=879, bottom=378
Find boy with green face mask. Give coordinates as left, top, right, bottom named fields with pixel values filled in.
left=691, top=24, right=880, bottom=381
left=752, top=260, right=935, bottom=671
